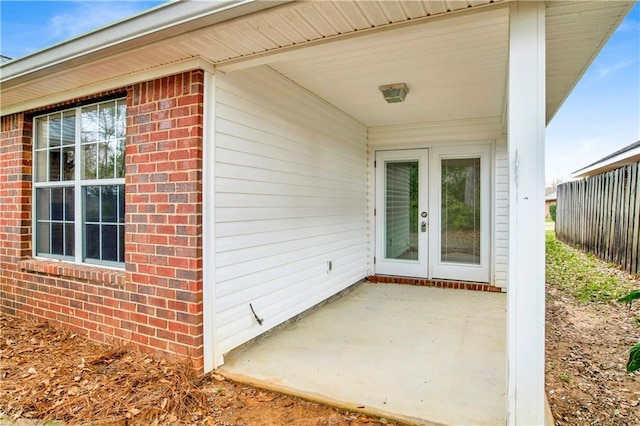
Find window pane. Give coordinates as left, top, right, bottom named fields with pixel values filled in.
left=99, top=101, right=116, bottom=142
left=116, top=102, right=126, bottom=139
left=81, top=105, right=98, bottom=143
left=441, top=158, right=481, bottom=265
left=51, top=223, right=64, bottom=255
left=119, top=224, right=125, bottom=263
left=36, top=188, right=50, bottom=221
left=116, top=139, right=125, bottom=178
left=101, top=186, right=117, bottom=223
left=37, top=222, right=50, bottom=255
left=85, top=186, right=100, bottom=222
left=36, top=117, right=49, bottom=150
left=64, top=187, right=75, bottom=221
left=102, top=225, right=118, bottom=261
left=51, top=187, right=63, bottom=220
left=65, top=223, right=75, bottom=256
left=49, top=113, right=61, bottom=147
left=62, top=146, right=75, bottom=180
left=118, top=184, right=125, bottom=223
left=49, top=148, right=61, bottom=181
left=62, top=110, right=75, bottom=146
left=85, top=224, right=100, bottom=259
left=36, top=151, right=48, bottom=182
left=385, top=161, right=418, bottom=261
left=98, top=141, right=115, bottom=179
left=82, top=144, right=97, bottom=179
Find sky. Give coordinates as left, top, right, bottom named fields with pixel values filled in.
left=1, top=0, right=639, bottom=187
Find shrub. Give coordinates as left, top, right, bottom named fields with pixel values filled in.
left=549, top=203, right=557, bottom=222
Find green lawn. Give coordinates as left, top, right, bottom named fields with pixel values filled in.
left=545, top=230, right=638, bottom=304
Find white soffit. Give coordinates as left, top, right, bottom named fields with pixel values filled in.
left=266, top=7, right=510, bottom=127
left=0, top=0, right=502, bottom=114
left=0, top=0, right=634, bottom=119
left=545, top=1, right=636, bottom=122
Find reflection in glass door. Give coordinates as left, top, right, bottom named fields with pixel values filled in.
left=431, top=145, right=490, bottom=283
left=441, top=158, right=481, bottom=265
left=375, top=150, right=428, bottom=278
left=385, top=161, right=418, bottom=261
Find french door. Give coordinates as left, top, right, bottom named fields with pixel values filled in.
left=375, top=150, right=429, bottom=278
left=375, top=146, right=491, bottom=283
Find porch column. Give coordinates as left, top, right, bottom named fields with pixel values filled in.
left=507, top=1, right=546, bottom=425
left=202, top=70, right=219, bottom=372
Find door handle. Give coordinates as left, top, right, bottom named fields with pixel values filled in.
left=421, top=221, right=427, bottom=232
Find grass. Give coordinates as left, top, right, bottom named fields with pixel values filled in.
left=546, top=230, right=638, bottom=304
left=559, top=373, right=572, bottom=383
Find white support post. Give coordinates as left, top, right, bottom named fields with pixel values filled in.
left=202, top=70, right=218, bottom=372
left=507, top=1, right=546, bottom=425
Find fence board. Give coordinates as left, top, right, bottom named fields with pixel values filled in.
left=556, top=162, right=640, bottom=277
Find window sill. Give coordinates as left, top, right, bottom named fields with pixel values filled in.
left=18, top=258, right=125, bottom=288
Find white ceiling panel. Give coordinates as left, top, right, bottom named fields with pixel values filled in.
left=267, top=7, right=509, bottom=127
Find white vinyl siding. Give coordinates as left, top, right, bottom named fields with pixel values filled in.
left=494, top=138, right=508, bottom=289
left=214, top=66, right=368, bottom=356
left=367, top=119, right=507, bottom=289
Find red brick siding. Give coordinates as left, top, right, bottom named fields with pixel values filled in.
left=367, top=275, right=503, bottom=292
left=0, top=70, right=206, bottom=373
left=0, top=113, right=33, bottom=313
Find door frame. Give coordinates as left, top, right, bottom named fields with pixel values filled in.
left=374, top=149, right=429, bottom=278
left=429, top=145, right=492, bottom=283
left=372, top=143, right=493, bottom=283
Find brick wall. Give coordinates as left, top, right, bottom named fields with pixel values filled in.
left=0, top=113, right=33, bottom=310
left=0, top=70, right=206, bottom=372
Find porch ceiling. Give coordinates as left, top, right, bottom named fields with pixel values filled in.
left=0, top=0, right=634, bottom=123
left=266, top=7, right=509, bottom=128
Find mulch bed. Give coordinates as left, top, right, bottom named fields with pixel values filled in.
left=0, top=314, right=396, bottom=425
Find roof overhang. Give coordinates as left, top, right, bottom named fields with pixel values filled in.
left=0, top=0, right=635, bottom=123
left=572, top=142, right=640, bottom=178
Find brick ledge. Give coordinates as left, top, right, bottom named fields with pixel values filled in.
left=367, top=275, right=503, bottom=292
left=18, top=259, right=125, bottom=287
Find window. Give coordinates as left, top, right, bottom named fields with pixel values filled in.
left=34, top=99, right=126, bottom=267
left=440, top=158, right=481, bottom=265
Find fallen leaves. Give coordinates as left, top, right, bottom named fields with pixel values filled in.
left=546, top=286, right=640, bottom=425
left=0, top=314, right=209, bottom=424
left=0, top=314, right=398, bottom=425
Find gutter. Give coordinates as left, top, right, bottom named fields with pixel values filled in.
left=0, top=0, right=291, bottom=88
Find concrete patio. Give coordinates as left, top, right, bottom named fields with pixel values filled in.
left=218, top=282, right=507, bottom=425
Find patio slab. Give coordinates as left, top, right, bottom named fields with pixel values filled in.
left=218, top=282, right=507, bottom=425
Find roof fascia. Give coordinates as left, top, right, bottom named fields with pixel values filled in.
left=572, top=146, right=640, bottom=178
left=3, top=57, right=216, bottom=116
left=0, top=0, right=290, bottom=87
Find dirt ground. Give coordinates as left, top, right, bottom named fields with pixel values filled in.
left=0, top=313, right=398, bottom=426
left=546, top=286, right=640, bottom=425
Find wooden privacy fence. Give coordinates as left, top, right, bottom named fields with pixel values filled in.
left=556, top=162, right=640, bottom=276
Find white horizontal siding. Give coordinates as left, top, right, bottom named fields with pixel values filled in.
left=214, top=66, right=368, bottom=357
left=368, top=117, right=503, bottom=148
left=494, top=138, right=508, bottom=289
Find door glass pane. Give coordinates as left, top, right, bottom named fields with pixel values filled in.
left=385, top=161, right=418, bottom=261
left=441, top=158, right=481, bottom=265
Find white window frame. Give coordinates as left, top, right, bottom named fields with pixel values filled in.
left=32, top=98, right=126, bottom=269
